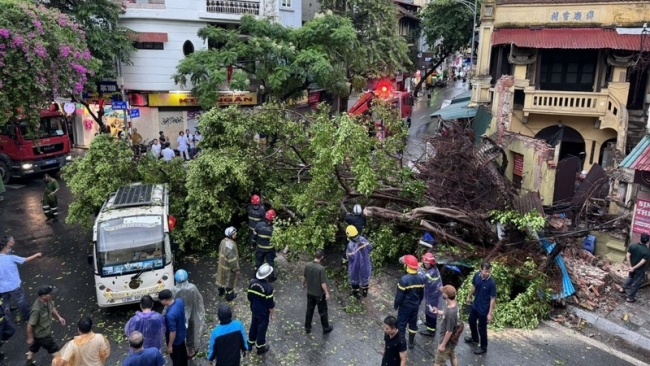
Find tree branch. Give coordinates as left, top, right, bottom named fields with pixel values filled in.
left=413, top=49, right=451, bottom=96
left=280, top=81, right=310, bottom=102
left=70, top=95, right=106, bottom=130
left=334, top=165, right=351, bottom=194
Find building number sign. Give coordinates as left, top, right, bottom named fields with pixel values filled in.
left=550, top=10, right=595, bottom=22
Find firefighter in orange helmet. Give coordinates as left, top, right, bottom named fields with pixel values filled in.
left=395, top=254, right=425, bottom=349
left=251, top=209, right=277, bottom=282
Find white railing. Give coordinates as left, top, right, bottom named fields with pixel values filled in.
left=523, top=88, right=607, bottom=117
left=206, top=0, right=260, bottom=15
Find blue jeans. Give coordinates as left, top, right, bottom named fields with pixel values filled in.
left=1, top=286, right=30, bottom=322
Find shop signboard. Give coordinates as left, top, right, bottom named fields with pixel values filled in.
left=632, top=198, right=650, bottom=234
left=148, top=92, right=258, bottom=107
left=513, top=154, right=524, bottom=177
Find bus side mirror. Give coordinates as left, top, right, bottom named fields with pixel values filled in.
left=87, top=254, right=93, bottom=265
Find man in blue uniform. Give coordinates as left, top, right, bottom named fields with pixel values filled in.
left=247, top=264, right=275, bottom=355
left=344, top=204, right=366, bottom=236
left=345, top=225, right=373, bottom=299
left=394, top=254, right=424, bottom=350
left=247, top=195, right=266, bottom=248
left=252, top=210, right=277, bottom=282
left=419, top=252, right=442, bottom=337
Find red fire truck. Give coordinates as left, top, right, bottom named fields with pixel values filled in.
left=348, top=80, right=414, bottom=140
left=0, top=103, right=72, bottom=183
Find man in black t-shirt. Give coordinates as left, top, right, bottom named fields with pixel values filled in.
left=621, top=233, right=650, bottom=302
left=381, top=316, right=407, bottom=366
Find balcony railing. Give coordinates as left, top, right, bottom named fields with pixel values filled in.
left=522, top=87, right=625, bottom=131
left=206, top=0, right=260, bottom=15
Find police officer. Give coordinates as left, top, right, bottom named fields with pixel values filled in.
left=419, top=252, right=442, bottom=337
left=247, top=195, right=266, bottom=249
left=247, top=264, right=275, bottom=356
left=252, top=210, right=277, bottom=282
left=394, top=254, right=424, bottom=350
left=345, top=225, right=373, bottom=299
left=344, top=204, right=366, bottom=236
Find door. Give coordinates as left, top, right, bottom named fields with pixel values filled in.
left=553, top=155, right=581, bottom=204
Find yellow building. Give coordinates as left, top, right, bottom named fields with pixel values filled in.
left=470, top=0, right=649, bottom=205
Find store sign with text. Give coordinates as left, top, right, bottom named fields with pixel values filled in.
left=632, top=198, right=650, bottom=234
left=148, top=92, right=258, bottom=107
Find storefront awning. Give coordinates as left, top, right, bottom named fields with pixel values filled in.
left=491, top=28, right=645, bottom=51
left=620, top=135, right=650, bottom=172
left=430, top=93, right=478, bottom=120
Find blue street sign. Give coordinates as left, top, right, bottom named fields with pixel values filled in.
left=129, top=108, right=140, bottom=118
left=111, top=101, right=127, bottom=110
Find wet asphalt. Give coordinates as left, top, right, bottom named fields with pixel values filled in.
left=0, top=86, right=647, bottom=365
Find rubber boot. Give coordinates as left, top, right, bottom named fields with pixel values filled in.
left=408, top=332, right=416, bottom=350
left=351, top=285, right=361, bottom=300
left=225, top=288, right=237, bottom=302
left=361, top=286, right=368, bottom=298
left=419, top=329, right=436, bottom=337
left=217, top=287, right=225, bottom=297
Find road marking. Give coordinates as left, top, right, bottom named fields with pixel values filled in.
left=544, top=320, right=648, bottom=366
left=5, top=184, right=25, bottom=189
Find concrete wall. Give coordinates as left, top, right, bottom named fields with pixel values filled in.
left=278, top=0, right=303, bottom=27
left=502, top=136, right=557, bottom=205
left=301, top=0, right=320, bottom=23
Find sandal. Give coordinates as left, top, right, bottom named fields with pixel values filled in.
left=619, top=288, right=626, bottom=294
left=626, top=298, right=636, bottom=303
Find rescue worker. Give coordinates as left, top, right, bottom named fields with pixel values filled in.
left=394, top=254, right=424, bottom=350
left=217, top=227, right=241, bottom=301
left=345, top=225, right=373, bottom=299
left=252, top=210, right=277, bottom=282
left=172, top=269, right=205, bottom=359
left=344, top=204, right=366, bottom=236
left=419, top=252, right=443, bottom=337
left=43, top=174, right=60, bottom=222
left=247, top=195, right=266, bottom=248
left=247, top=264, right=275, bottom=356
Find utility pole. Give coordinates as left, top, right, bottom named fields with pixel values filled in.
left=455, top=0, right=478, bottom=90
left=116, top=60, right=129, bottom=145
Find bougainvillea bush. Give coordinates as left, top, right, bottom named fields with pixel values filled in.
left=0, top=0, right=97, bottom=127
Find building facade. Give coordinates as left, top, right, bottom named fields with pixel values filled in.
left=470, top=0, right=649, bottom=205
left=76, top=0, right=301, bottom=148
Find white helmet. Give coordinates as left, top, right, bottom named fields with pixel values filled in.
left=256, top=263, right=274, bottom=280
left=353, top=204, right=363, bottom=215
left=224, top=227, right=237, bottom=237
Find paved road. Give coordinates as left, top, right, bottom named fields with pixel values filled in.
left=1, top=178, right=647, bottom=366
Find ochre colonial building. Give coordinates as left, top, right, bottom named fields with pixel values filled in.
left=470, top=0, right=649, bottom=206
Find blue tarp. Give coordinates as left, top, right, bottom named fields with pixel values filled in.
left=540, top=237, right=576, bottom=299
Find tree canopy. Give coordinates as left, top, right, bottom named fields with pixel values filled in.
left=0, top=0, right=97, bottom=126
left=415, top=0, right=475, bottom=93
left=173, top=14, right=358, bottom=109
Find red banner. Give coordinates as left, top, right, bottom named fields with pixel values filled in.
left=633, top=198, right=650, bottom=234
left=513, top=153, right=524, bottom=177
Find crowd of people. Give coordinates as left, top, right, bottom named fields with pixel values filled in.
left=131, top=129, right=203, bottom=162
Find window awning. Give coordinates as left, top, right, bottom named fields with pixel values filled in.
left=430, top=92, right=478, bottom=120
left=491, top=28, right=645, bottom=51
left=129, top=32, right=169, bottom=43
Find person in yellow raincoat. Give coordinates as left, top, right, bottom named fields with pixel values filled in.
left=217, top=227, right=241, bottom=302
left=52, top=317, right=110, bottom=366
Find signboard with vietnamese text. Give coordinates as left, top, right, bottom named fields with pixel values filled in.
left=632, top=198, right=650, bottom=234
left=513, top=153, right=524, bottom=177
left=148, top=92, right=258, bottom=107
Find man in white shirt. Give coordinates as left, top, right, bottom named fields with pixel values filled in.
left=150, top=139, right=162, bottom=159
left=161, top=143, right=175, bottom=162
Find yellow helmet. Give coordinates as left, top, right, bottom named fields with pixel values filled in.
left=346, top=225, right=359, bottom=238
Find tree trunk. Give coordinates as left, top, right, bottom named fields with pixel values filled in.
left=413, top=53, right=450, bottom=96
left=70, top=96, right=107, bottom=131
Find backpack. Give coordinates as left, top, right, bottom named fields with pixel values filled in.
left=449, top=321, right=465, bottom=344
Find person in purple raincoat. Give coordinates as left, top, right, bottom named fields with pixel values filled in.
left=419, top=252, right=443, bottom=337
left=345, top=225, right=373, bottom=299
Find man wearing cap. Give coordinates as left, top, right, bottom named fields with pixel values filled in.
left=207, top=304, right=248, bottom=366
left=620, top=233, right=650, bottom=303
left=158, top=289, right=187, bottom=366
left=0, top=235, right=42, bottom=323
left=26, top=285, right=66, bottom=366
left=434, top=285, right=459, bottom=366
left=247, top=195, right=266, bottom=248
left=123, top=331, right=166, bottom=366
left=247, top=264, right=275, bottom=355
left=464, top=262, right=496, bottom=355
left=217, top=227, right=241, bottom=302
left=53, top=317, right=110, bottom=366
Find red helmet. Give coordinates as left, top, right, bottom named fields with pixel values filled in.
left=422, top=252, right=436, bottom=265
left=403, top=254, right=419, bottom=270
left=265, top=209, right=276, bottom=222
left=251, top=195, right=261, bottom=205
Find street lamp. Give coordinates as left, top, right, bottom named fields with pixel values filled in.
left=453, top=0, right=478, bottom=89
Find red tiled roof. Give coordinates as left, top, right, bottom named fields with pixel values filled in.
left=491, top=28, right=646, bottom=51
left=130, top=32, right=168, bottom=43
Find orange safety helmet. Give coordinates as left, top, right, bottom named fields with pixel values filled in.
left=422, top=252, right=436, bottom=265
left=403, top=254, right=419, bottom=270
left=265, top=209, right=276, bottom=222
left=251, top=195, right=261, bottom=205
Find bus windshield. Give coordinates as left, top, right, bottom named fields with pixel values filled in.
left=19, top=116, right=67, bottom=140
left=97, top=216, right=165, bottom=276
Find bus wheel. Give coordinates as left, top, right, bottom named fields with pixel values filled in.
left=0, top=161, right=9, bottom=184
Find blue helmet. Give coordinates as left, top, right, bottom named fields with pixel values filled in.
left=174, top=269, right=188, bottom=283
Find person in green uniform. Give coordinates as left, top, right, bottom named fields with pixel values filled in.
left=42, top=174, right=60, bottom=222
left=0, top=176, right=5, bottom=201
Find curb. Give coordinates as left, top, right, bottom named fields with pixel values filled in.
left=568, top=305, right=650, bottom=353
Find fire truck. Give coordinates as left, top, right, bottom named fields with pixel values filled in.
left=0, top=103, right=73, bottom=183
left=348, top=80, right=414, bottom=140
